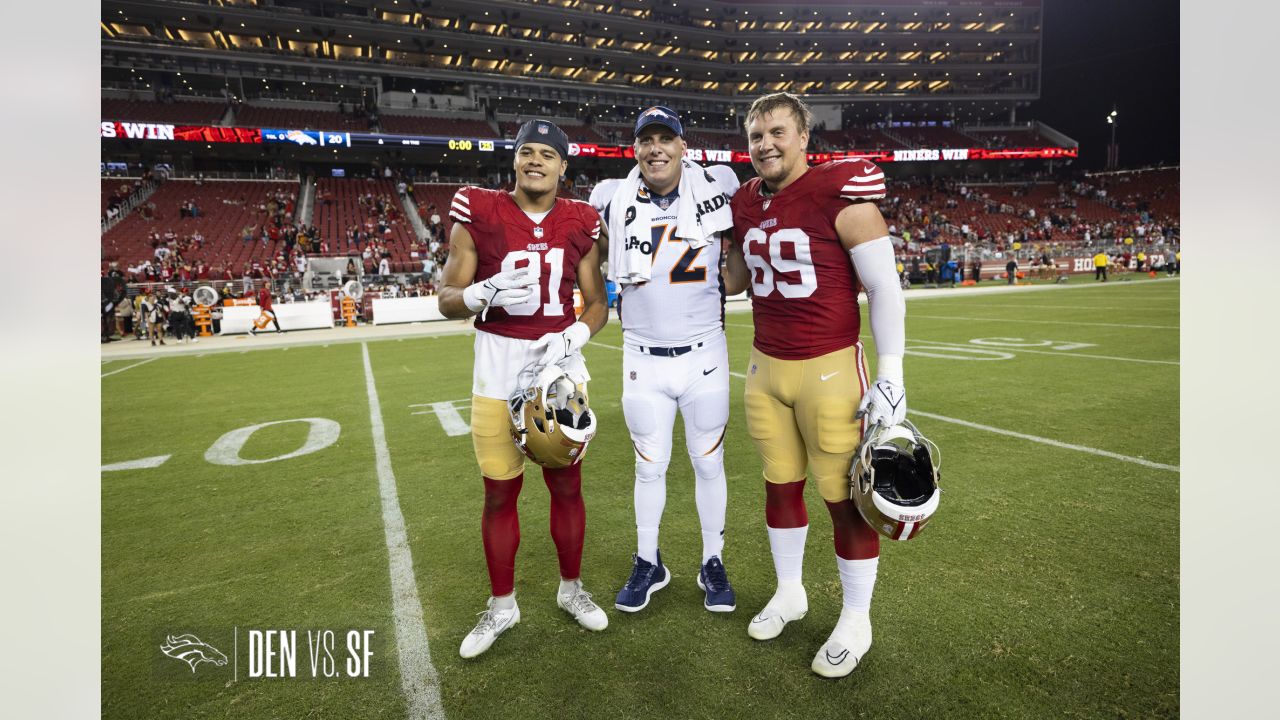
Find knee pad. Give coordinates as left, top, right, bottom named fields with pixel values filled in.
left=636, top=459, right=669, bottom=485
left=690, top=452, right=723, bottom=483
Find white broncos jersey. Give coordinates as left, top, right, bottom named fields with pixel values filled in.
left=592, top=178, right=729, bottom=347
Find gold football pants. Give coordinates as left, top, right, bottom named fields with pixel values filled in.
left=742, top=343, right=869, bottom=503
left=471, top=383, right=590, bottom=480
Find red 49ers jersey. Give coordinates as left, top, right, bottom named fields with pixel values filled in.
left=731, top=159, right=887, bottom=360
left=449, top=187, right=601, bottom=340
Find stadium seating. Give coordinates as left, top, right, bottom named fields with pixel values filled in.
left=499, top=121, right=607, bottom=143
left=967, top=128, right=1051, bottom=148
left=312, top=177, right=420, bottom=272
left=817, top=129, right=908, bottom=151
left=235, top=105, right=372, bottom=131
left=101, top=180, right=300, bottom=270
left=101, top=98, right=227, bottom=125
left=380, top=114, right=498, bottom=138
left=894, top=126, right=976, bottom=148
left=682, top=129, right=746, bottom=152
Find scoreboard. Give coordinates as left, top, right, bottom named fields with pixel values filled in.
left=100, top=121, right=1077, bottom=163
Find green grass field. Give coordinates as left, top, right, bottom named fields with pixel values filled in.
left=102, top=277, right=1179, bottom=719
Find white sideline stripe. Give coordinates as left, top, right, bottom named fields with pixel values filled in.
left=360, top=343, right=445, bottom=720
left=942, top=302, right=1177, bottom=312
left=908, top=314, right=1178, bottom=330
left=430, top=402, right=470, bottom=436
left=101, top=357, right=157, bottom=378
left=909, top=410, right=1179, bottom=472
left=101, top=455, right=171, bottom=472
left=594, top=342, right=1176, bottom=470
left=408, top=398, right=472, bottom=408
left=907, top=340, right=1178, bottom=366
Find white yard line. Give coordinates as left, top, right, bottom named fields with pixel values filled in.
left=906, top=314, right=1178, bottom=330
left=100, top=455, right=171, bottom=472
left=905, top=339, right=1178, bottom=366
left=935, top=302, right=1178, bottom=312
left=594, top=343, right=1177, bottom=471
left=909, top=410, right=1179, bottom=472
left=100, top=357, right=157, bottom=378
left=360, top=343, right=445, bottom=720
left=427, top=402, right=470, bottom=436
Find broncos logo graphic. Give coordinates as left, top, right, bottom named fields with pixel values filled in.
left=160, top=634, right=228, bottom=672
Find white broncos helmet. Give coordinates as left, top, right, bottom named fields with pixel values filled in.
left=849, top=419, right=941, bottom=541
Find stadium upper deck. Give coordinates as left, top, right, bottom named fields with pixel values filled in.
left=102, top=0, right=1042, bottom=123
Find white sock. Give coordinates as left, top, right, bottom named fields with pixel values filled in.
left=634, top=470, right=667, bottom=565
left=693, top=460, right=727, bottom=563
left=836, top=556, right=879, bottom=613
left=766, top=525, right=808, bottom=583
left=557, top=578, right=580, bottom=598
left=492, top=593, right=516, bottom=610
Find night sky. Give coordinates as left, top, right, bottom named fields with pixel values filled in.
left=1028, top=0, right=1179, bottom=171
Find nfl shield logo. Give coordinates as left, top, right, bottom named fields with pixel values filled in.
left=533, top=226, right=544, bottom=239
left=538, top=124, right=549, bottom=135
left=629, top=371, right=636, bottom=380
left=750, top=364, right=757, bottom=375
left=762, top=199, right=772, bottom=211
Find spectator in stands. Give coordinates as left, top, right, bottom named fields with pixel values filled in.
left=378, top=255, right=391, bottom=278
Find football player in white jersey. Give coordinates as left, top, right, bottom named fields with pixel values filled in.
left=589, top=106, right=741, bottom=613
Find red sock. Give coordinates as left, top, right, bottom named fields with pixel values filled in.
left=825, top=499, right=880, bottom=560
left=764, top=478, right=808, bottom=529
left=481, top=474, right=523, bottom=596
left=543, top=463, right=585, bottom=580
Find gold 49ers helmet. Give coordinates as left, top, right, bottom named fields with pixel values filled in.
left=849, top=420, right=941, bottom=542
left=508, top=364, right=597, bottom=469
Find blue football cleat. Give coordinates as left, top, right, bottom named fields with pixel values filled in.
left=615, top=551, right=670, bottom=612
left=697, top=556, right=736, bottom=612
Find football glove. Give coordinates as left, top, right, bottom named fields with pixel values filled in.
left=463, top=268, right=537, bottom=313
left=531, top=321, right=591, bottom=370
left=856, top=379, right=907, bottom=428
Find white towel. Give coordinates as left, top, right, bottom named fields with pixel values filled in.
left=597, top=159, right=738, bottom=284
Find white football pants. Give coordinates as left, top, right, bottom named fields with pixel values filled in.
left=621, top=332, right=730, bottom=563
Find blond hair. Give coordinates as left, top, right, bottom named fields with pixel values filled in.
left=745, top=92, right=813, bottom=135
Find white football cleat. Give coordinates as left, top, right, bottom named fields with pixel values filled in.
left=557, top=581, right=608, bottom=631
left=811, top=609, right=872, bottom=678
left=459, top=597, right=520, bottom=659
left=747, top=585, right=808, bottom=641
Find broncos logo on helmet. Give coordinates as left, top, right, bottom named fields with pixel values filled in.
left=160, top=634, right=229, bottom=672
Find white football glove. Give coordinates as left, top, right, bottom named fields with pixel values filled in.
left=462, top=268, right=537, bottom=314
left=531, top=322, right=591, bottom=370
left=857, top=379, right=907, bottom=428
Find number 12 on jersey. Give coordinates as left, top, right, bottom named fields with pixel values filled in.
left=742, top=227, right=816, bottom=298
left=500, top=248, right=565, bottom=316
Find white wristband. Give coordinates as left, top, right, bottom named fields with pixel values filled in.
left=565, top=321, right=591, bottom=351
left=876, top=354, right=904, bottom=385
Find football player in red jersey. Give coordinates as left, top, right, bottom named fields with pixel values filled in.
left=249, top=282, right=283, bottom=335
left=439, top=120, right=611, bottom=659
left=723, top=93, right=908, bottom=678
